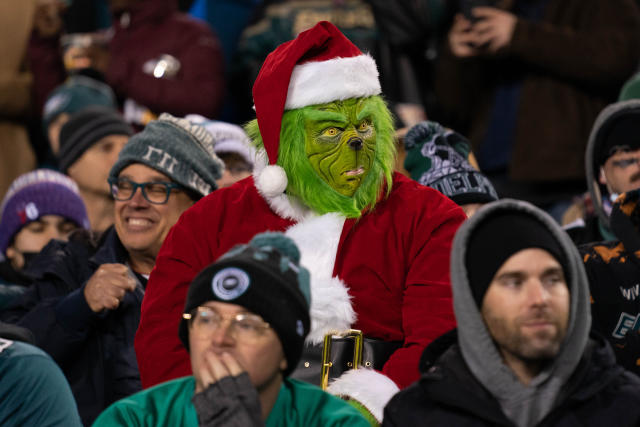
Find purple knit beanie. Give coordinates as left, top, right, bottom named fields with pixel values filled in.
left=0, top=169, right=90, bottom=256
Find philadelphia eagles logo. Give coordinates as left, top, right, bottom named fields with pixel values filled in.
left=211, top=268, right=250, bottom=300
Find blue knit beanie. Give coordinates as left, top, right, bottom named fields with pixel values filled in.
left=0, top=170, right=90, bottom=256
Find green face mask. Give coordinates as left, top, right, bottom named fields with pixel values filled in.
left=303, top=98, right=377, bottom=197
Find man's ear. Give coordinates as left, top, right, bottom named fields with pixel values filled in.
left=5, top=245, right=23, bottom=270
left=5, top=245, right=16, bottom=260
left=598, top=166, right=607, bottom=185
left=279, top=357, right=288, bottom=371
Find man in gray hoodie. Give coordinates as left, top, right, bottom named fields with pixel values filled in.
left=383, top=199, right=640, bottom=427
left=565, top=99, right=640, bottom=245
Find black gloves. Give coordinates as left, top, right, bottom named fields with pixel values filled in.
left=192, top=372, right=265, bottom=427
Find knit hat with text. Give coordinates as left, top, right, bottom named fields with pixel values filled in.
left=109, top=113, right=225, bottom=198
left=404, top=121, right=498, bottom=205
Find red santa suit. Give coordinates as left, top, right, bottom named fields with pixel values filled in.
left=136, top=170, right=463, bottom=420
left=136, top=21, right=465, bottom=421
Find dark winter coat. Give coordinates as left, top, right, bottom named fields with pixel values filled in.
left=0, top=227, right=145, bottom=426
left=565, top=100, right=640, bottom=246
left=565, top=214, right=612, bottom=247
left=436, top=0, right=640, bottom=182
left=383, top=330, right=640, bottom=427
left=581, top=188, right=640, bottom=376
left=0, top=260, right=31, bottom=311
left=107, top=0, right=225, bottom=119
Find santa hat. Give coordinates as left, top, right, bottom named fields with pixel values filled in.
left=252, top=21, right=381, bottom=198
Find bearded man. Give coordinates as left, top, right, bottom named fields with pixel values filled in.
left=135, top=21, right=465, bottom=422
left=384, top=200, right=640, bottom=427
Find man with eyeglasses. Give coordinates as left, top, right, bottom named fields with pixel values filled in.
left=575, top=100, right=640, bottom=377
left=1, top=113, right=223, bottom=425
left=566, top=100, right=640, bottom=245
left=94, top=232, right=371, bottom=426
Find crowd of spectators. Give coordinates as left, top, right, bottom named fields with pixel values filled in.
left=2, top=1, right=640, bottom=426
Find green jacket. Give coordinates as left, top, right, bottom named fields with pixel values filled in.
left=0, top=338, right=82, bottom=427
left=93, top=376, right=372, bottom=426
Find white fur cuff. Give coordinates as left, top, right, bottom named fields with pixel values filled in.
left=327, top=368, right=400, bottom=423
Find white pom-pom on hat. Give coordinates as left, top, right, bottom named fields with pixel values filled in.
left=256, top=165, right=288, bottom=198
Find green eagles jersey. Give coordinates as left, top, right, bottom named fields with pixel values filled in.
left=93, top=376, right=372, bottom=426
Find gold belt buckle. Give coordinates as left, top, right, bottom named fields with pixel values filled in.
left=320, top=329, right=363, bottom=390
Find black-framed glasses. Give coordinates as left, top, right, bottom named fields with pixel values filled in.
left=108, top=177, right=183, bottom=204
left=611, top=157, right=640, bottom=169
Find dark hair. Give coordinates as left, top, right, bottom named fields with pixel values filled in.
left=183, top=187, right=203, bottom=202
left=217, top=151, right=253, bottom=173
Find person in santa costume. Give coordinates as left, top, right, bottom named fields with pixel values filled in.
left=135, top=20, right=465, bottom=422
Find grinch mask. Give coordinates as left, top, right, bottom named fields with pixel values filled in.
left=246, top=95, right=396, bottom=218
left=303, top=98, right=376, bottom=197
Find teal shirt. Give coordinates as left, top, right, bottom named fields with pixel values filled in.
left=0, top=338, right=82, bottom=427
left=93, top=376, right=371, bottom=427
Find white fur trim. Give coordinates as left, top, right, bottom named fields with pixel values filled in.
left=252, top=152, right=356, bottom=334
left=255, top=165, right=288, bottom=197
left=285, top=213, right=356, bottom=344
left=285, top=55, right=381, bottom=110
left=253, top=149, right=309, bottom=221
left=327, top=369, right=400, bottom=423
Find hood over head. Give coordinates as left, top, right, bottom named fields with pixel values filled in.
left=586, top=99, right=640, bottom=229
left=451, top=199, right=591, bottom=427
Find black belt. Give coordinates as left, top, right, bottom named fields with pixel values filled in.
left=290, top=330, right=402, bottom=388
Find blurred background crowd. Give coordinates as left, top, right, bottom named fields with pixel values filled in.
left=1, top=0, right=640, bottom=425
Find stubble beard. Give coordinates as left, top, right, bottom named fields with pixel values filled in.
left=484, top=308, right=567, bottom=364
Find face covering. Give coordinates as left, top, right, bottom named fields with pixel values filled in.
left=20, top=251, right=41, bottom=272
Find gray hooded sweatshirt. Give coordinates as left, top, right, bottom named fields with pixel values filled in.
left=584, top=99, right=640, bottom=234
left=451, top=199, right=592, bottom=427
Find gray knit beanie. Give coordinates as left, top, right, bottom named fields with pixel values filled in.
left=109, top=113, right=224, bottom=197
